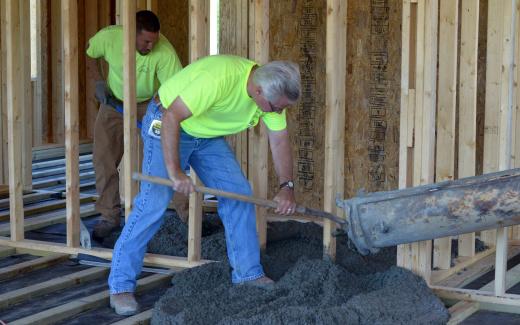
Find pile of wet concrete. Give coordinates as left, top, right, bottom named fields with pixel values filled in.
left=144, top=214, right=449, bottom=324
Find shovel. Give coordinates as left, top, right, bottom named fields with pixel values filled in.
left=132, top=173, right=346, bottom=225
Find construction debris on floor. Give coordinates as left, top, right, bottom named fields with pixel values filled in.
left=122, top=215, right=449, bottom=324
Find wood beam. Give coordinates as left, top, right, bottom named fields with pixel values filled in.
left=397, top=0, right=414, bottom=268
left=457, top=0, right=479, bottom=257
left=62, top=0, right=80, bottom=248
left=397, top=0, right=415, bottom=268
left=0, top=203, right=97, bottom=236
left=513, top=0, right=520, bottom=246
left=0, top=196, right=94, bottom=221
left=398, top=0, right=438, bottom=282
left=20, top=0, right=32, bottom=191
left=432, top=285, right=520, bottom=308
left=122, top=0, right=138, bottom=219
left=438, top=246, right=520, bottom=289
left=147, top=0, right=159, bottom=13
left=51, top=0, right=64, bottom=144
left=0, top=254, right=69, bottom=282
left=0, top=246, right=15, bottom=258
left=32, top=0, right=44, bottom=147
left=187, top=0, right=209, bottom=263
left=0, top=0, right=5, bottom=184
left=511, top=0, right=520, bottom=240
left=433, top=0, right=458, bottom=270
left=0, top=237, right=211, bottom=269
left=137, top=0, right=147, bottom=11
left=415, top=0, right=438, bottom=282
left=431, top=247, right=496, bottom=285
left=323, top=0, right=346, bottom=261
left=9, top=273, right=170, bottom=325
left=248, top=0, right=269, bottom=250
left=481, top=0, right=517, bottom=295
left=449, top=254, right=520, bottom=323
left=5, top=0, right=25, bottom=241
left=514, top=0, right=520, bottom=181
left=447, top=301, right=480, bottom=325
left=0, top=267, right=108, bottom=310
left=84, top=0, right=99, bottom=140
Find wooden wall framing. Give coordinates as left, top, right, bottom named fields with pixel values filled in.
left=187, top=0, right=209, bottom=264
left=0, top=0, right=202, bottom=270
left=400, top=0, right=520, bottom=321
left=0, top=0, right=349, bottom=270
left=323, top=0, right=347, bottom=259
left=2, top=1, right=520, bottom=322
left=63, top=0, right=80, bottom=247
left=5, top=0, right=25, bottom=241
left=122, top=0, right=138, bottom=218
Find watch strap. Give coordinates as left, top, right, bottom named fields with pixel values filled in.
left=279, top=180, right=294, bottom=190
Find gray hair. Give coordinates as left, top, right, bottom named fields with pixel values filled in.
left=253, top=61, right=301, bottom=103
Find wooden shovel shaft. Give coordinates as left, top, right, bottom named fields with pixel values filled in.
left=133, top=173, right=345, bottom=225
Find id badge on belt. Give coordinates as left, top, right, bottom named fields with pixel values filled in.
left=147, top=119, right=162, bottom=139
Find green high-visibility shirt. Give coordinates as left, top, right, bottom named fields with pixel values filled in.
left=86, top=25, right=182, bottom=103
left=158, top=55, right=287, bottom=138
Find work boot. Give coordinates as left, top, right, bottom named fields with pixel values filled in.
left=241, top=276, right=275, bottom=289
left=110, top=292, right=139, bottom=316
left=92, top=219, right=119, bottom=240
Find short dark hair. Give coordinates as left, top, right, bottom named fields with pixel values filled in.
left=136, top=10, right=160, bottom=33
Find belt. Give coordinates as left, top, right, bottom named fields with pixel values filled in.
left=105, top=95, right=143, bottom=129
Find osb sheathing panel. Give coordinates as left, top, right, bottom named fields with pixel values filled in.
left=344, top=0, right=401, bottom=198
left=157, top=0, right=189, bottom=67
left=269, top=0, right=327, bottom=209
left=268, top=0, right=401, bottom=209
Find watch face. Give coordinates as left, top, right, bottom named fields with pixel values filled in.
left=280, top=180, right=295, bottom=189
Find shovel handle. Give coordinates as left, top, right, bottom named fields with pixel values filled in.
left=133, top=173, right=345, bottom=225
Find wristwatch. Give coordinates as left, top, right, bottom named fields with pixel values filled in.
left=279, top=180, right=294, bottom=190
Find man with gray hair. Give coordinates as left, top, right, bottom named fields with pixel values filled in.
left=108, top=55, right=301, bottom=315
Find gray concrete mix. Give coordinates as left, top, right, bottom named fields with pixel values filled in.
left=148, top=215, right=449, bottom=324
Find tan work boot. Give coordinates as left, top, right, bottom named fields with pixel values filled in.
left=241, top=276, right=275, bottom=289
left=110, top=292, right=139, bottom=316
left=92, top=219, right=119, bottom=240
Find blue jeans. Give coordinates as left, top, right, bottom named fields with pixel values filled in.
left=108, top=100, right=264, bottom=293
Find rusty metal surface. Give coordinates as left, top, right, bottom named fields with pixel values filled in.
left=337, top=168, right=520, bottom=255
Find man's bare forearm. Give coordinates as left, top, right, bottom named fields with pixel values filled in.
left=269, top=128, right=296, bottom=214
left=269, top=129, right=293, bottom=184
left=161, top=97, right=193, bottom=179
left=161, top=108, right=183, bottom=179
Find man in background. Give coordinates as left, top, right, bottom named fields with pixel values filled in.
left=86, top=10, right=182, bottom=240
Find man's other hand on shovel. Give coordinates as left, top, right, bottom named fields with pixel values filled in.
left=169, top=171, right=195, bottom=196
left=273, top=185, right=296, bottom=216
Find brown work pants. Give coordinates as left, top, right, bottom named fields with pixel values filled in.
left=93, top=101, right=148, bottom=224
